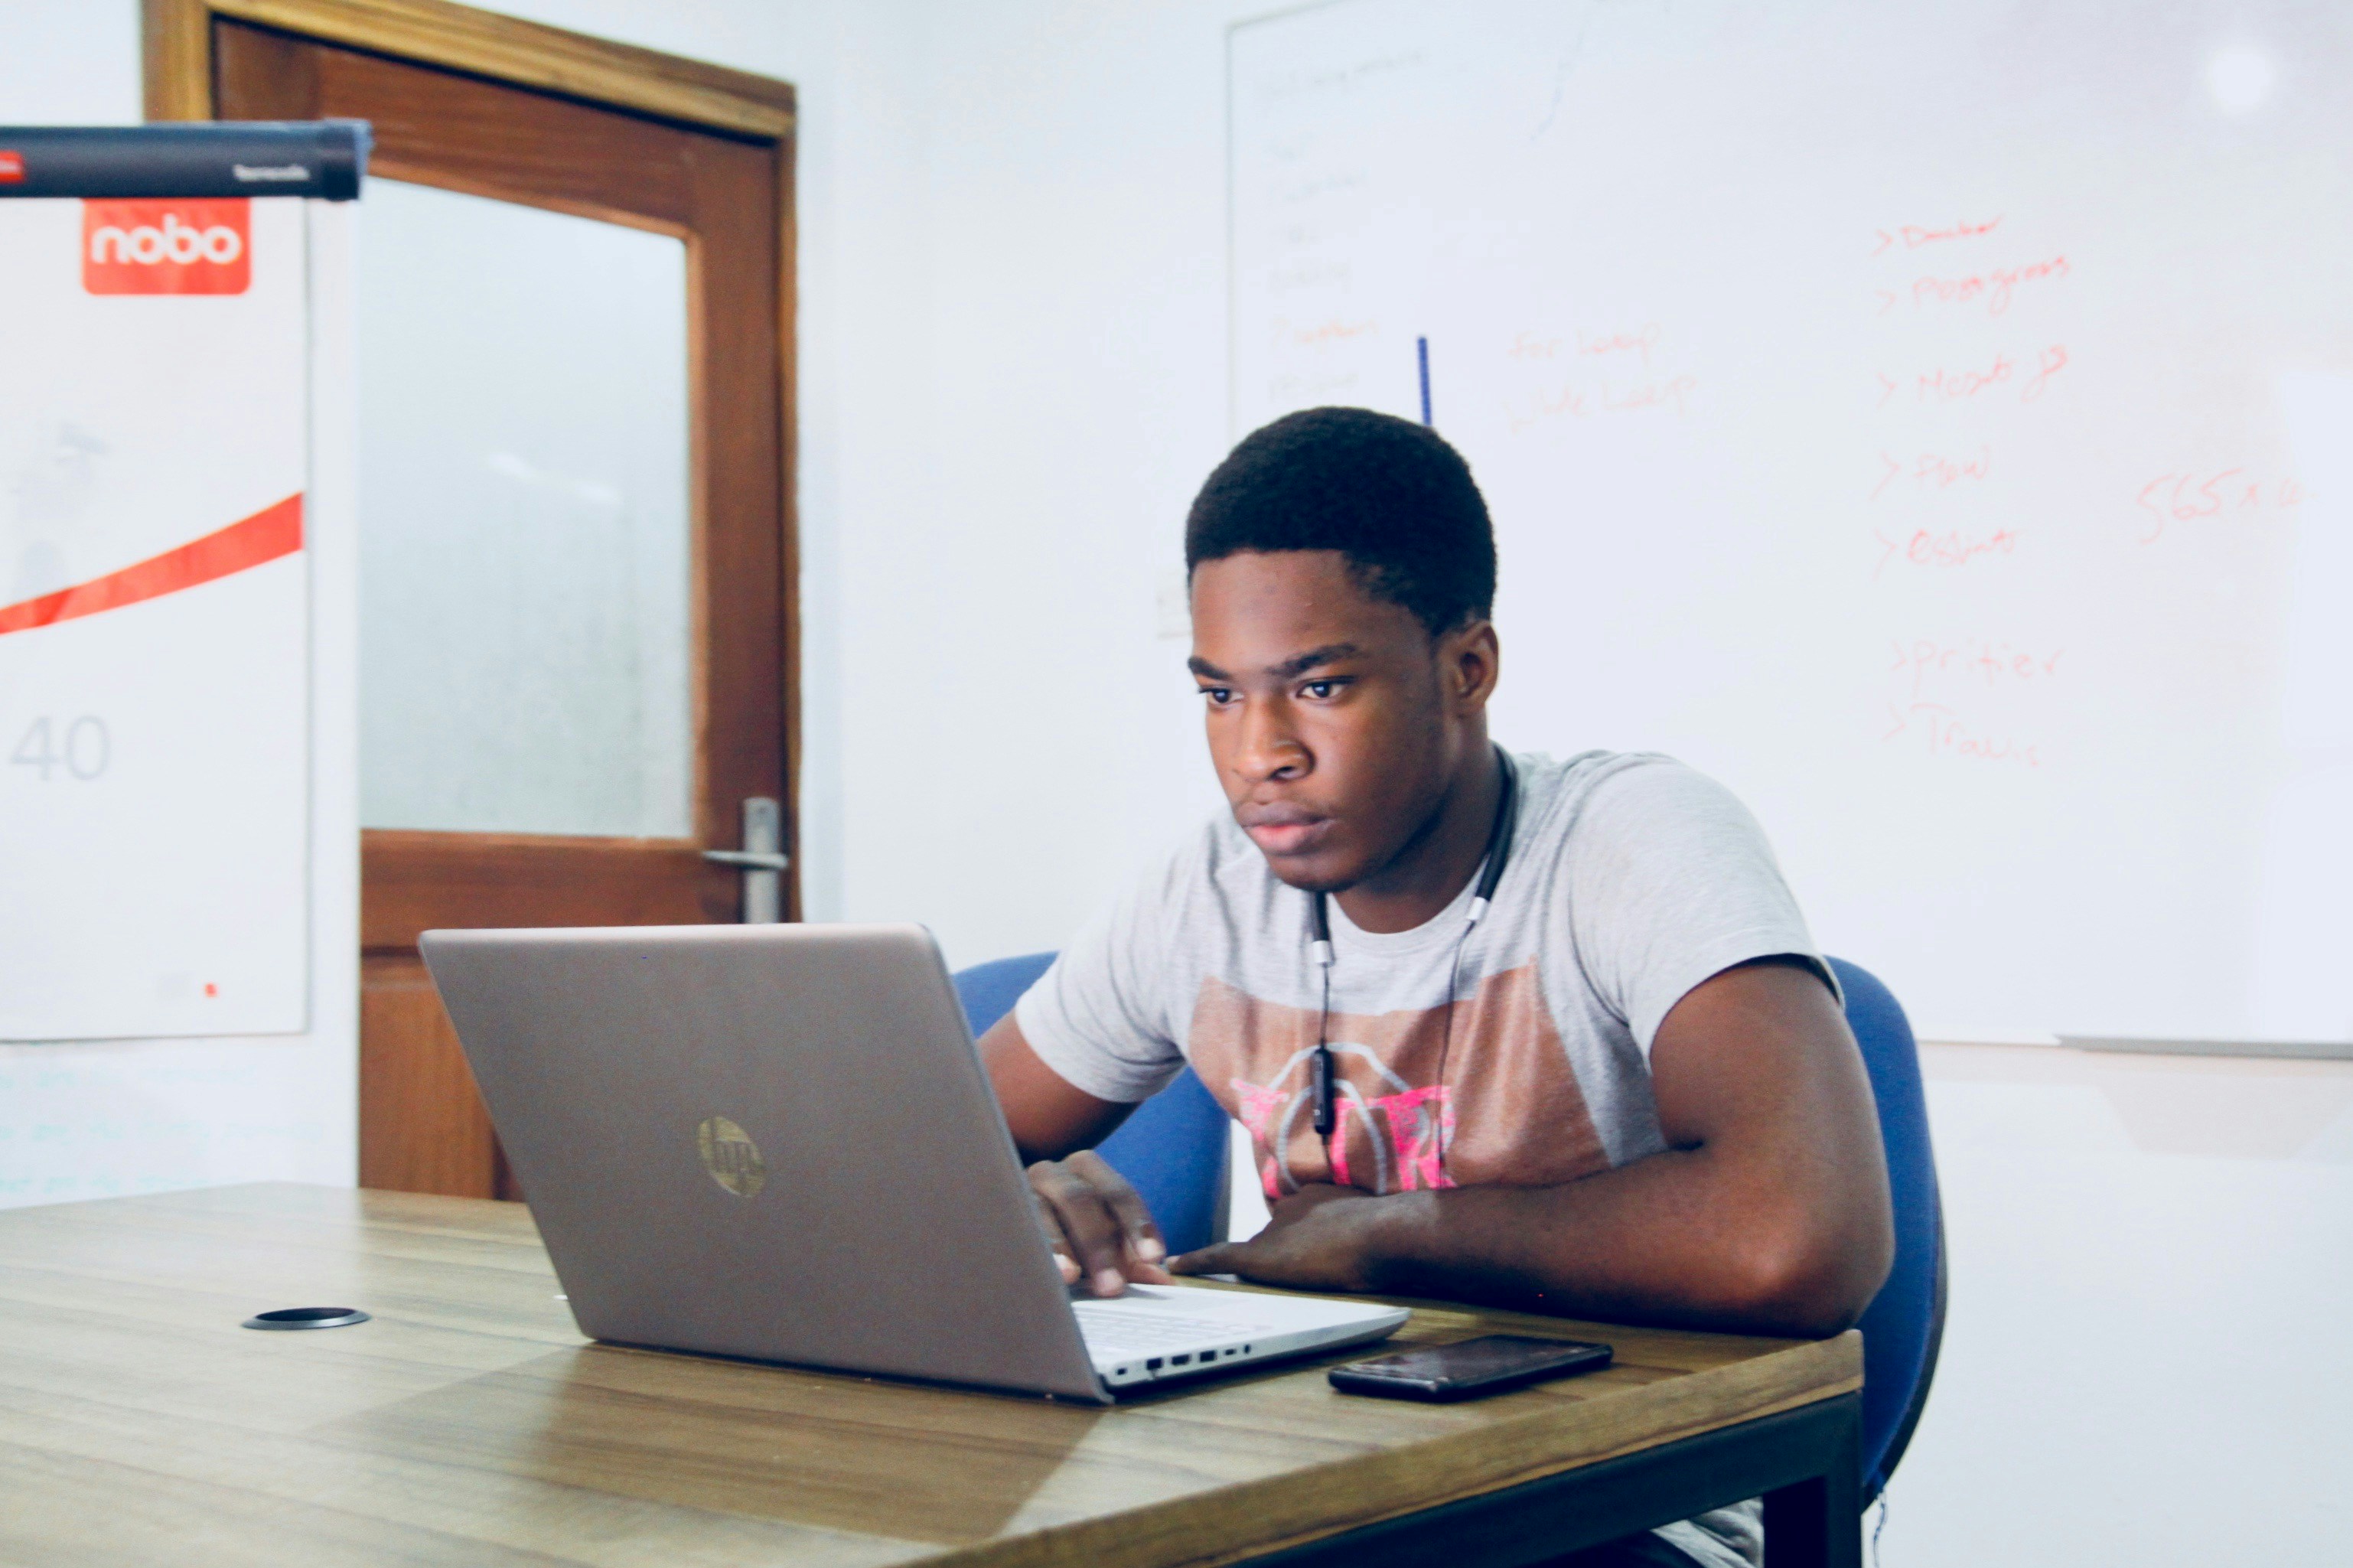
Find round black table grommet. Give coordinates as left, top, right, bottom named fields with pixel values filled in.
left=241, top=1307, right=371, bottom=1330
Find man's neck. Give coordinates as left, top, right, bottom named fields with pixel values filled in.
left=1332, top=739, right=1503, bottom=935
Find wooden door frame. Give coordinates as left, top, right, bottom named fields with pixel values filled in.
left=140, top=0, right=803, bottom=921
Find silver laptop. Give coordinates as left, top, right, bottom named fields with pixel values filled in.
left=419, top=922, right=1406, bottom=1403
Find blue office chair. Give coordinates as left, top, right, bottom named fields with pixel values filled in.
left=953, top=952, right=1230, bottom=1255
left=1826, top=955, right=1947, bottom=1504
left=953, top=950, right=1944, bottom=1504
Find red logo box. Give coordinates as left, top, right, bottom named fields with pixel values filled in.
left=0, top=152, right=24, bottom=184
left=83, top=198, right=251, bottom=295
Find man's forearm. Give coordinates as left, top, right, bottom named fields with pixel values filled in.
left=1353, top=1147, right=1879, bottom=1336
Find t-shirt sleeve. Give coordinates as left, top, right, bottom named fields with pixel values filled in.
left=1566, top=758, right=1835, bottom=1056
left=1012, top=849, right=1191, bottom=1105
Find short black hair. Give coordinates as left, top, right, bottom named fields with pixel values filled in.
left=1185, top=406, right=1496, bottom=637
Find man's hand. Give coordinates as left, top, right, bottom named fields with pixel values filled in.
left=1168, top=1183, right=1388, bottom=1293
left=1027, top=1149, right=1174, bottom=1297
left=977, top=1011, right=1169, bottom=1296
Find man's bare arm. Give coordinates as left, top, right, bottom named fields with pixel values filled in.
left=979, top=1012, right=1130, bottom=1162
left=1170, top=960, right=1895, bottom=1337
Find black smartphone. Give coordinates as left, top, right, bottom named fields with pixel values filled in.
left=1328, top=1335, right=1612, bottom=1402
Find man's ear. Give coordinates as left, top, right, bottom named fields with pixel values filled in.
left=1441, top=618, right=1501, bottom=711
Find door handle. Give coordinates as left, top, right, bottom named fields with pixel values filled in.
left=703, top=797, right=787, bottom=923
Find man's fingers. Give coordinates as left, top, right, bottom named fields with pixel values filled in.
left=1028, top=1153, right=1179, bottom=1293
left=1030, top=1191, right=1081, bottom=1284
left=1067, top=1149, right=1168, bottom=1266
left=1028, top=1160, right=1130, bottom=1296
left=1167, top=1242, right=1243, bottom=1277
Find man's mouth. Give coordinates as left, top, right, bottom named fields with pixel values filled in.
left=1236, top=803, right=1331, bottom=858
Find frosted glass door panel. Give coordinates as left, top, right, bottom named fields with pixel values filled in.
left=358, top=179, right=691, bottom=838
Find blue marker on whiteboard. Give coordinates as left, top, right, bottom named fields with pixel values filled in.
left=1417, top=336, right=1432, bottom=425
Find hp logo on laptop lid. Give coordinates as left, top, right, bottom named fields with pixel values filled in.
left=696, top=1117, right=767, bottom=1198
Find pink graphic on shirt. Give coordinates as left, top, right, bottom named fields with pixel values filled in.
left=1188, top=968, right=1611, bottom=1198
left=1230, top=1078, right=1292, bottom=1201
left=1229, top=1051, right=1457, bottom=1198
left=1366, top=1083, right=1455, bottom=1191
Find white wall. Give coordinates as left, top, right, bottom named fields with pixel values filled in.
left=0, top=2, right=142, bottom=123
left=831, top=1, right=1250, bottom=966
left=1887, top=1045, right=2353, bottom=1566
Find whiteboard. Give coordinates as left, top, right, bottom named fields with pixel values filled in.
left=0, top=196, right=310, bottom=1040
left=1230, top=0, right=2353, bottom=1044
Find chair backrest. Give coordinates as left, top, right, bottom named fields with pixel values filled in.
left=951, top=952, right=1230, bottom=1256
left=1826, top=956, right=1947, bottom=1504
left=955, top=950, right=1944, bottom=1499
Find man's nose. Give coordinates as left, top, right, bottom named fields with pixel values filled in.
left=1234, top=697, right=1308, bottom=783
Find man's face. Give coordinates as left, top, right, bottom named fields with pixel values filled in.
left=1188, top=549, right=1487, bottom=893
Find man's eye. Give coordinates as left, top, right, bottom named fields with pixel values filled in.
left=1302, top=680, right=1337, bottom=699
left=1201, top=687, right=1234, bottom=705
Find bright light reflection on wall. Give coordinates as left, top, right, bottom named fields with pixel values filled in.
left=2207, top=45, right=2277, bottom=113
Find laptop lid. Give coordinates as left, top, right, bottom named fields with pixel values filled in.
left=419, top=922, right=1108, bottom=1402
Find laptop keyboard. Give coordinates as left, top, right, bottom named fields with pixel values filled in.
left=1070, top=1306, right=1273, bottom=1354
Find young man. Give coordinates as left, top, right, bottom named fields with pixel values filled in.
left=978, top=407, right=1892, bottom=1568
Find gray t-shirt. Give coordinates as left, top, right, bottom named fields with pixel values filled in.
left=1016, top=748, right=1829, bottom=1568
left=1018, top=748, right=1830, bottom=1199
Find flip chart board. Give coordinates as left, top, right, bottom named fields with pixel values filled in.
left=0, top=194, right=310, bottom=1039
left=1230, top=0, right=2353, bottom=1043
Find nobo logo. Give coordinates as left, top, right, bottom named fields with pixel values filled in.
left=82, top=199, right=251, bottom=295
left=696, top=1116, right=767, bottom=1198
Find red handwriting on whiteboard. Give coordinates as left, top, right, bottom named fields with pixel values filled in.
left=1278, top=172, right=1365, bottom=206
left=1599, top=375, right=1696, bottom=414
left=1509, top=324, right=1664, bottom=365
left=1872, top=217, right=2003, bottom=255
left=1878, top=347, right=2068, bottom=407
left=2131, top=470, right=2307, bottom=543
left=1507, top=387, right=1585, bottom=426
left=1911, top=255, right=2071, bottom=315
left=1882, top=702, right=2041, bottom=767
left=2021, top=344, right=2069, bottom=401
left=1269, top=316, right=1377, bottom=350
left=1891, top=639, right=2063, bottom=698
left=1577, top=323, right=1662, bottom=364
left=1878, top=346, right=2068, bottom=406
left=1269, top=370, right=1361, bottom=401
left=1267, top=261, right=1351, bottom=296
left=1504, top=375, right=1698, bottom=432
left=1873, top=447, right=1993, bottom=499
left=1872, top=525, right=2020, bottom=579
left=1910, top=353, right=2012, bottom=403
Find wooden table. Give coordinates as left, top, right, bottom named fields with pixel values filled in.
left=0, top=1185, right=1861, bottom=1567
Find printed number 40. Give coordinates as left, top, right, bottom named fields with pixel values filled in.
left=10, top=716, right=110, bottom=781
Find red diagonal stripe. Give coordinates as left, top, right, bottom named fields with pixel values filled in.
left=0, top=493, right=303, bottom=637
